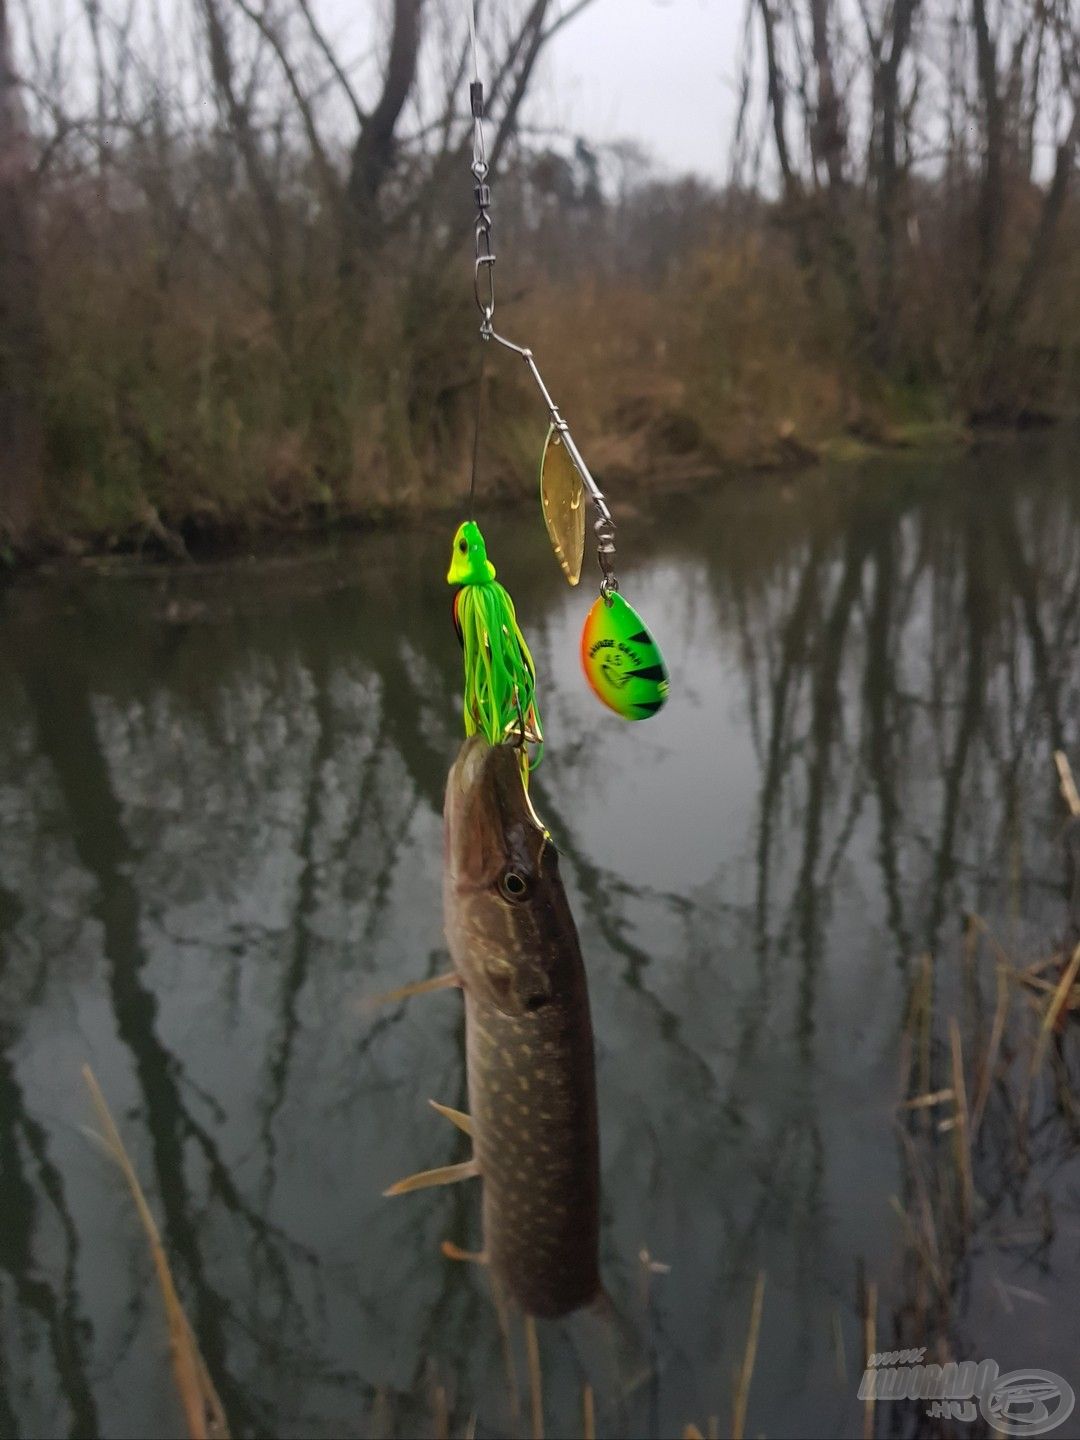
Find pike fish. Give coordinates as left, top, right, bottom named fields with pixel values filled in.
left=444, top=735, right=601, bottom=1318
left=384, top=735, right=601, bottom=1320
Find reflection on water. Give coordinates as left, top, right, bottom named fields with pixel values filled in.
left=3, top=438, right=1080, bottom=1437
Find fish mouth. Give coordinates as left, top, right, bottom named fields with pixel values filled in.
left=446, top=737, right=544, bottom=886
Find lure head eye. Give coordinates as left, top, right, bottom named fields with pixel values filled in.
left=498, top=869, right=529, bottom=902
left=458, top=538, right=468, bottom=554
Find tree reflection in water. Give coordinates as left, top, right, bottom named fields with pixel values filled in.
left=3, top=440, right=1080, bottom=1437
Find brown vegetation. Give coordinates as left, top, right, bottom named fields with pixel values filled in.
left=0, top=0, right=45, bottom=547
left=874, top=756, right=1080, bottom=1434
left=1, top=1, right=1080, bottom=560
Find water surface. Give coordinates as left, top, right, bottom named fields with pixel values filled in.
left=3, top=438, right=1080, bottom=1437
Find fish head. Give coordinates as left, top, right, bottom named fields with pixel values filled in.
left=444, top=736, right=569, bottom=1016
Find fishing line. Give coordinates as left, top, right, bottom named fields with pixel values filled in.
left=461, top=0, right=619, bottom=598
left=465, top=0, right=487, bottom=521
left=468, top=343, right=486, bottom=517
left=450, top=0, right=670, bottom=731
left=466, top=0, right=480, bottom=87
left=467, top=0, right=487, bottom=175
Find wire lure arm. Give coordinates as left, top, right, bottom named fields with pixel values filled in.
left=468, top=77, right=618, bottom=598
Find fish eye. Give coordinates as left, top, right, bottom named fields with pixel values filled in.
left=499, top=870, right=529, bottom=901
left=458, top=538, right=469, bottom=553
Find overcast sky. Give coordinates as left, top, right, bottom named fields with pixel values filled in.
left=23, top=0, right=746, bottom=181
left=537, top=0, right=745, bottom=180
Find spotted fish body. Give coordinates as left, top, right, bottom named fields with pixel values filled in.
left=444, top=736, right=601, bottom=1318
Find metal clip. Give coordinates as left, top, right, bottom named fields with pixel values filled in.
left=463, top=55, right=620, bottom=571
left=595, top=515, right=618, bottom=602
left=474, top=221, right=496, bottom=322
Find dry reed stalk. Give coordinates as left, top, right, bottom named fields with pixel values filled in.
left=525, top=1314, right=544, bottom=1440
left=1054, top=751, right=1080, bottom=817
left=896, top=1126, right=944, bottom=1282
left=731, top=1271, right=765, bottom=1440
left=862, top=1281, right=877, bottom=1440
left=888, top=1195, right=945, bottom=1297
left=966, top=913, right=1017, bottom=970
left=582, top=1383, right=595, bottom=1440
left=81, top=1065, right=229, bottom=1440
left=490, top=1279, right=521, bottom=1436
left=899, top=1088, right=954, bottom=1111
left=432, top=1383, right=449, bottom=1440
left=962, top=914, right=981, bottom=1028
left=971, top=963, right=1011, bottom=1138
left=948, top=1020, right=974, bottom=1231
left=1025, top=944, right=1080, bottom=1121
left=371, top=1386, right=391, bottom=1438
left=1022, top=953, right=1071, bottom=978
left=1018, top=970, right=1080, bottom=999
left=898, top=955, right=934, bottom=1113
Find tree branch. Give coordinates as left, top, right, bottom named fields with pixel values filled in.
left=757, top=0, right=798, bottom=199
left=1002, top=93, right=1080, bottom=334
left=230, top=0, right=338, bottom=204
left=343, top=0, right=424, bottom=254
left=294, top=0, right=366, bottom=131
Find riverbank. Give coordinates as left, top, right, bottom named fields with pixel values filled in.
left=6, top=391, right=975, bottom=573
left=5, top=240, right=1001, bottom=571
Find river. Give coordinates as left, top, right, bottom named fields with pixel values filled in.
left=3, top=436, right=1080, bottom=1438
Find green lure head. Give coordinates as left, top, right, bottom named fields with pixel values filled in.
left=448, top=521, right=496, bottom=586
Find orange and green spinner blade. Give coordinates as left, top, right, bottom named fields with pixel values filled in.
left=580, top=593, right=669, bottom=720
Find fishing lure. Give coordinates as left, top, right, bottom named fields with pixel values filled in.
left=448, top=520, right=542, bottom=766
left=539, top=424, right=584, bottom=586
left=581, top=591, right=669, bottom=720
left=465, top=61, right=669, bottom=721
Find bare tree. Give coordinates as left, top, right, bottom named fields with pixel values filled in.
left=757, top=0, right=798, bottom=199
left=341, top=0, right=424, bottom=268
left=970, top=0, right=1005, bottom=342
left=864, top=0, right=921, bottom=365
left=0, top=0, right=45, bottom=548
left=748, top=0, right=1080, bottom=410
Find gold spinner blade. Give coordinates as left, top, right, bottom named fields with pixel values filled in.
left=539, top=424, right=585, bottom=586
